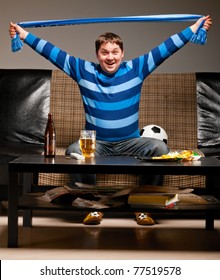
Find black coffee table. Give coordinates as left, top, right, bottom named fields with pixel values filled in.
left=8, top=154, right=220, bottom=247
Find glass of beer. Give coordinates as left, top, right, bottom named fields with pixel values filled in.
left=79, top=130, right=96, bottom=157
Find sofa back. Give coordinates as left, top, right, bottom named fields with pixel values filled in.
left=50, top=70, right=198, bottom=151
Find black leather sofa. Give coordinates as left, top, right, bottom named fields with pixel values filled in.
left=1, top=69, right=220, bottom=200
left=0, top=69, right=52, bottom=199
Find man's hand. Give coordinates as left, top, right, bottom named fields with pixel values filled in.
left=191, top=15, right=212, bottom=33
left=9, top=22, right=28, bottom=40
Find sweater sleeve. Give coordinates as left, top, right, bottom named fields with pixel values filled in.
left=24, top=33, right=79, bottom=80
left=141, top=27, right=194, bottom=77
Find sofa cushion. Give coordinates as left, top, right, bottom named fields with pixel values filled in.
left=199, top=144, right=220, bottom=157
left=197, top=72, right=220, bottom=148
left=0, top=69, right=51, bottom=145
left=0, top=140, right=44, bottom=164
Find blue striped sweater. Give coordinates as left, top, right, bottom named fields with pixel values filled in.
left=24, top=27, right=194, bottom=141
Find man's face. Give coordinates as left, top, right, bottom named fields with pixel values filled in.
left=96, top=42, right=124, bottom=74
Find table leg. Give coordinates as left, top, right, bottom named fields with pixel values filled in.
left=8, top=172, right=19, bottom=247
left=205, top=212, right=214, bottom=230
left=205, top=175, right=215, bottom=230
left=23, top=173, right=33, bottom=227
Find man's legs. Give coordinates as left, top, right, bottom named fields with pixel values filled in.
left=114, top=137, right=169, bottom=185
left=114, top=137, right=169, bottom=158
left=66, top=137, right=169, bottom=226
left=65, top=137, right=169, bottom=186
left=113, top=137, right=169, bottom=225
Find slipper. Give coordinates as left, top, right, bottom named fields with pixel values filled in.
left=135, top=212, right=155, bottom=225
left=83, top=211, right=104, bottom=225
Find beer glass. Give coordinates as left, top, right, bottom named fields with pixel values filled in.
left=79, top=130, right=96, bottom=157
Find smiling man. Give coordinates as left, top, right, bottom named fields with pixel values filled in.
left=95, top=33, right=124, bottom=74
left=9, top=16, right=212, bottom=225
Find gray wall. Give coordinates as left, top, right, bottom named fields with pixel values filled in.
left=1, top=0, right=219, bottom=73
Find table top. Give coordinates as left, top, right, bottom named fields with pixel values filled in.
left=8, top=154, right=220, bottom=175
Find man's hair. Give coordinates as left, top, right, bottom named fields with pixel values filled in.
left=95, top=32, right=123, bottom=53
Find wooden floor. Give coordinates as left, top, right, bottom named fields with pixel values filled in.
left=1, top=208, right=220, bottom=260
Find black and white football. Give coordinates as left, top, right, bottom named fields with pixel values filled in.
left=140, top=124, right=168, bottom=144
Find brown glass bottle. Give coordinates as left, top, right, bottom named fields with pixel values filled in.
left=44, top=113, right=56, bottom=158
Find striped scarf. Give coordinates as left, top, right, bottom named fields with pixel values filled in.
left=11, top=14, right=207, bottom=52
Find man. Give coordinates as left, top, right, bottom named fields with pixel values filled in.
left=9, top=15, right=212, bottom=225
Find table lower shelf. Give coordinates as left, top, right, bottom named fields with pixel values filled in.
left=18, top=193, right=220, bottom=213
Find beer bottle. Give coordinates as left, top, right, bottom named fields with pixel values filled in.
left=44, top=113, right=56, bottom=158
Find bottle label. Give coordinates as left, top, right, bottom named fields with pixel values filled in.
left=44, top=136, right=56, bottom=157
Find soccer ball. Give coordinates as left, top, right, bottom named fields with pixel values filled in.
left=140, top=124, right=168, bottom=144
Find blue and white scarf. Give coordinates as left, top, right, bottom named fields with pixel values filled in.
left=11, top=14, right=207, bottom=52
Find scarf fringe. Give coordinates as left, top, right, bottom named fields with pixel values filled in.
left=11, top=34, right=24, bottom=52
left=190, top=27, right=207, bottom=45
